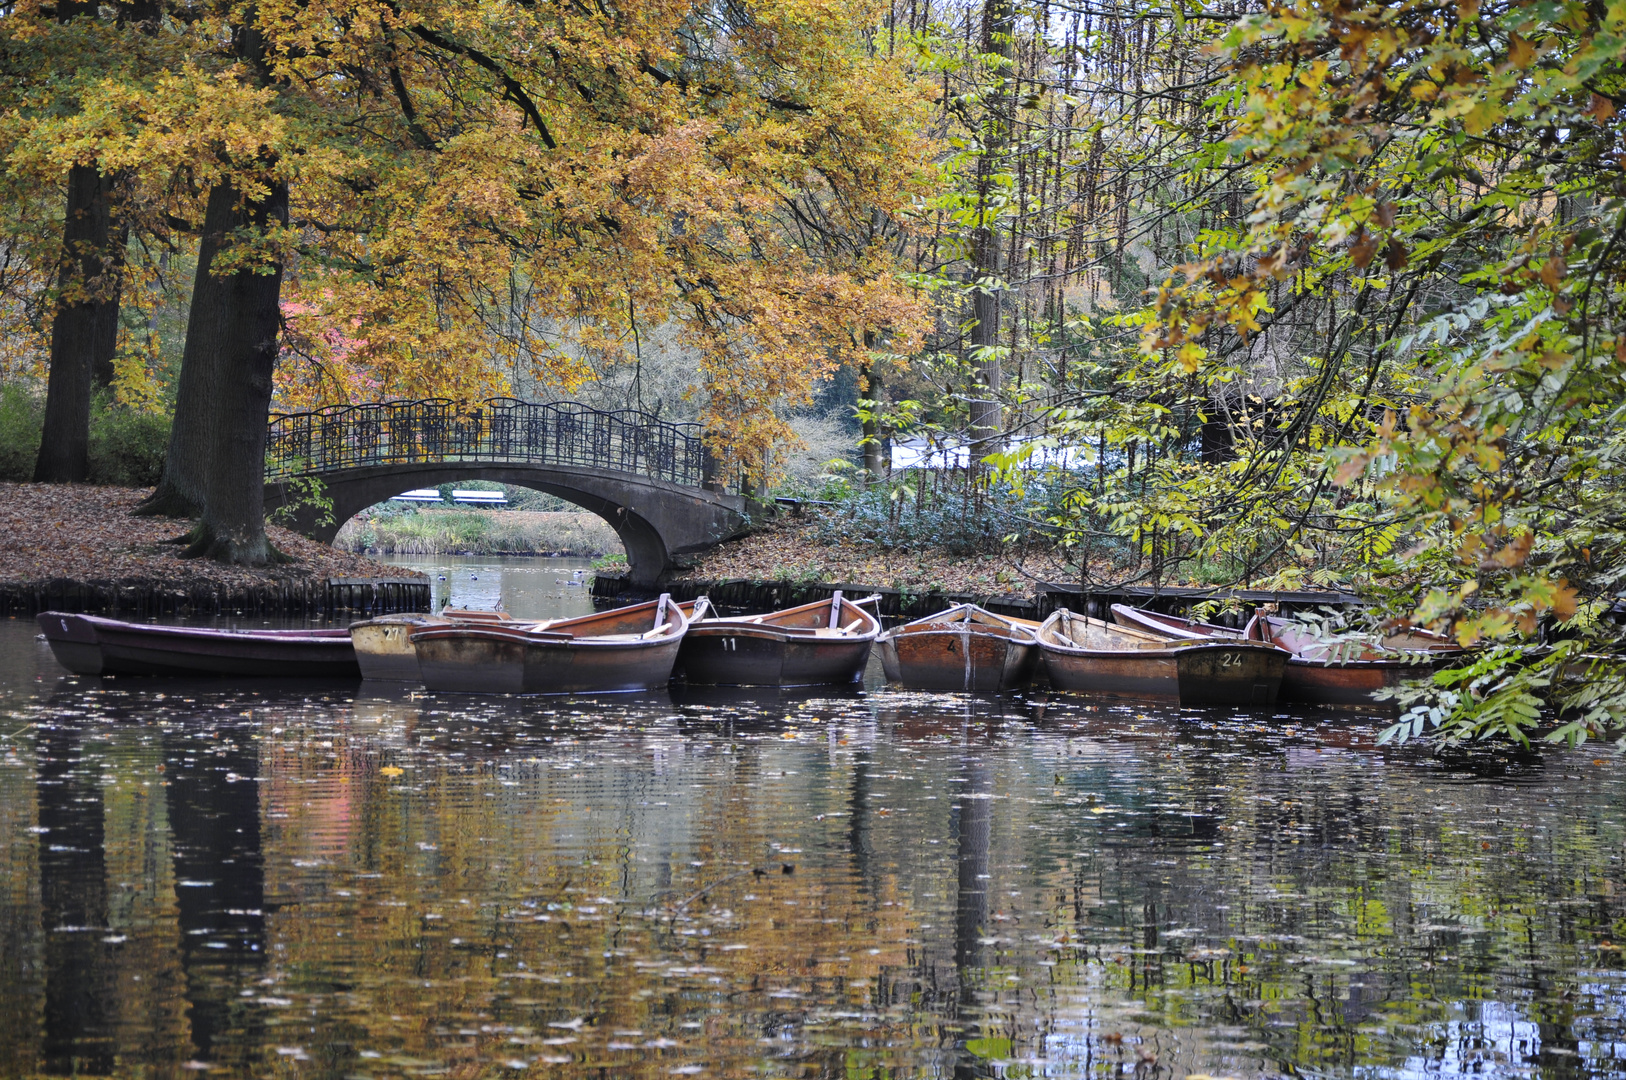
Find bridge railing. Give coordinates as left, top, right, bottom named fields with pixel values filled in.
left=266, top=398, right=712, bottom=488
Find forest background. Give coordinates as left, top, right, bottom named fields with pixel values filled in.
left=0, top=0, right=1623, bottom=746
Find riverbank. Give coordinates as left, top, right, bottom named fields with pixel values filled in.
left=0, top=483, right=427, bottom=615
left=668, top=514, right=1075, bottom=594
left=335, top=508, right=621, bottom=556
left=626, top=513, right=1361, bottom=619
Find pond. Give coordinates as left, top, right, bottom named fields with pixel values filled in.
left=1, top=556, right=1623, bottom=1080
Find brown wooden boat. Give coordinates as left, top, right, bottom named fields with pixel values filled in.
left=36, top=611, right=360, bottom=678
left=1258, top=616, right=1461, bottom=709
left=876, top=604, right=1040, bottom=692
left=410, top=594, right=689, bottom=694
left=679, top=591, right=880, bottom=687
left=1038, top=609, right=1286, bottom=705
left=1111, top=602, right=1460, bottom=709
left=350, top=608, right=514, bottom=681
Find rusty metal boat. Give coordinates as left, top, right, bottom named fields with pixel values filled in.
left=679, top=591, right=880, bottom=686
left=1038, top=608, right=1286, bottom=705
left=1258, top=616, right=1461, bottom=709
left=875, top=604, right=1040, bottom=692
left=410, top=594, right=689, bottom=694
left=36, top=611, right=360, bottom=678
left=349, top=608, right=515, bottom=681
left=1110, top=602, right=1459, bottom=709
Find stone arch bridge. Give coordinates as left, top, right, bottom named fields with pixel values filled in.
left=264, top=398, right=749, bottom=587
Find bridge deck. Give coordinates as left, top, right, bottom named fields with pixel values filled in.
left=267, top=398, right=714, bottom=490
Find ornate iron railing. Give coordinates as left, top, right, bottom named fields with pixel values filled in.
left=266, top=398, right=712, bottom=488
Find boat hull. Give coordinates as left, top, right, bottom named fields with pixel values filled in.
left=1261, top=616, right=1459, bottom=709
left=680, top=627, right=872, bottom=686
left=1280, top=657, right=1429, bottom=709
left=36, top=612, right=360, bottom=678
left=1043, top=641, right=1285, bottom=705
left=414, top=629, right=683, bottom=694
left=411, top=595, right=688, bottom=695
left=350, top=610, right=515, bottom=682
left=351, top=620, right=425, bottom=681
left=882, top=627, right=1038, bottom=692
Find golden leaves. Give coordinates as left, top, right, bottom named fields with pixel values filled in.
left=1508, top=33, right=1536, bottom=69
left=1540, top=254, right=1567, bottom=290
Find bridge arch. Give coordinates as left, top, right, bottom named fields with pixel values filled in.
left=263, top=400, right=749, bottom=587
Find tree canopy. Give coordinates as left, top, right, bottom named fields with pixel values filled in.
left=4, top=0, right=1625, bottom=743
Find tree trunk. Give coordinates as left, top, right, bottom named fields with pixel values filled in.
left=34, top=165, right=121, bottom=483
left=859, top=334, right=886, bottom=484
left=136, top=184, right=237, bottom=517
left=182, top=178, right=289, bottom=564
left=967, top=0, right=1013, bottom=452
left=91, top=220, right=129, bottom=390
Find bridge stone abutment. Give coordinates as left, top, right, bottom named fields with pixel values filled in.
left=266, top=463, right=748, bottom=589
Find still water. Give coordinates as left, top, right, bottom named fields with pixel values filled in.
left=379, top=555, right=598, bottom=621
left=1, top=557, right=1624, bottom=1080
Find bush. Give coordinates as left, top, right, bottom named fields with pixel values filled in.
left=809, top=477, right=1049, bottom=556
left=0, top=385, right=169, bottom=486
left=0, top=385, right=42, bottom=481
left=88, top=405, right=169, bottom=486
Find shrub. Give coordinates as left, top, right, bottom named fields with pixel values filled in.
left=809, top=476, right=1055, bottom=556
left=0, top=385, right=42, bottom=481
left=88, top=404, right=169, bottom=486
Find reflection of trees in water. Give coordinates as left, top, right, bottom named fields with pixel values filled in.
left=163, top=724, right=267, bottom=1066
left=2, top=686, right=1623, bottom=1080
left=37, top=724, right=115, bottom=1075
left=951, top=758, right=995, bottom=1079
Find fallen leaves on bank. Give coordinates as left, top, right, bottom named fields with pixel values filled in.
left=667, top=514, right=1080, bottom=595
left=0, top=483, right=422, bottom=591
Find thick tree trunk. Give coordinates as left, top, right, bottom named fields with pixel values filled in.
left=136, top=184, right=237, bottom=517
left=34, top=165, right=121, bottom=483
left=967, top=0, right=1013, bottom=453
left=182, top=178, right=289, bottom=565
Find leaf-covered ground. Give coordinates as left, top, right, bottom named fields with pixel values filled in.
left=0, top=483, right=422, bottom=588
left=668, top=514, right=1078, bottom=594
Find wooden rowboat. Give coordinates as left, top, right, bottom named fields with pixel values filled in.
left=1258, top=616, right=1461, bottom=709
left=876, top=604, right=1040, bottom=692
left=410, top=594, right=689, bottom=694
left=350, top=608, right=514, bottom=681
left=679, top=591, right=880, bottom=687
left=1038, top=609, right=1286, bottom=705
left=36, top=611, right=360, bottom=678
left=1111, top=603, right=1460, bottom=709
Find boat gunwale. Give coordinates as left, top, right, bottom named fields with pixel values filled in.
left=884, top=604, right=1040, bottom=645
left=689, top=594, right=881, bottom=644
left=58, top=612, right=353, bottom=644
left=1038, top=610, right=1286, bottom=659
left=408, top=594, right=689, bottom=650
left=1260, top=615, right=1463, bottom=668
left=1109, top=603, right=1257, bottom=642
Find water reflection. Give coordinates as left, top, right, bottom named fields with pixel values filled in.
left=1, top=618, right=1624, bottom=1080
left=381, top=554, right=597, bottom=620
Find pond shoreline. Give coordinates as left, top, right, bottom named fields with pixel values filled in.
left=0, top=482, right=429, bottom=616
